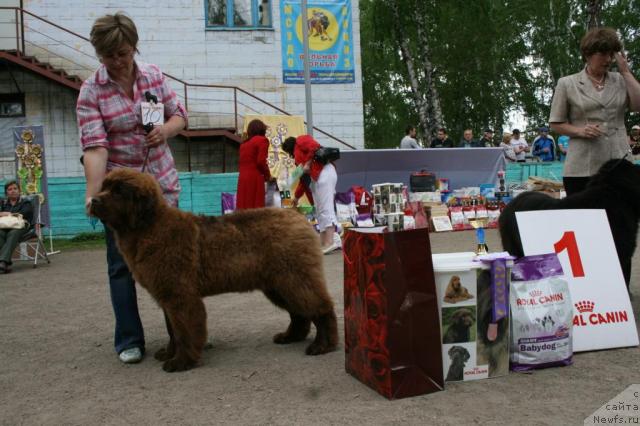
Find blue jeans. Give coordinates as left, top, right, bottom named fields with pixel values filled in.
left=104, top=226, right=145, bottom=354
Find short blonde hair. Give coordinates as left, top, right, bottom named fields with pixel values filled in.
left=90, top=12, right=139, bottom=58
left=502, top=133, right=512, bottom=144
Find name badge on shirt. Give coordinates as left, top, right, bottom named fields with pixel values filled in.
left=141, top=102, right=164, bottom=126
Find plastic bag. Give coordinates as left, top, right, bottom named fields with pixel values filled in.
left=509, top=253, right=573, bottom=371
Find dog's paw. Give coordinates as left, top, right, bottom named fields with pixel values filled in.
left=273, top=332, right=307, bottom=344
left=154, top=347, right=174, bottom=362
left=162, top=357, right=196, bottom=373
left=305, top=342, right=336, bottom=356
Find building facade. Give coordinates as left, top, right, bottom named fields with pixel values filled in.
left=0, top=0, right=365, bottom=180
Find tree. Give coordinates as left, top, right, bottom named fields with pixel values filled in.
left=360, top=0, right=640, bottom=148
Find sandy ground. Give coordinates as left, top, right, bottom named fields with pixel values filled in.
left=1, top=229, right=639, bottom=426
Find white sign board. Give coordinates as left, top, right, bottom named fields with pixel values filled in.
left=516, top=209, right=638, bottom=352
left=140, top=102, right=164, bottom=126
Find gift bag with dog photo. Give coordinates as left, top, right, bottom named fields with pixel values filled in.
left=343, top=228, right=444, bottom=399
left=433, top=252, right=512, bottom=382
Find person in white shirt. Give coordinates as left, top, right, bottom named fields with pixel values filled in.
left=509, top=129, right=530, bottom=162
left=400, top=125, right=421, bottom=149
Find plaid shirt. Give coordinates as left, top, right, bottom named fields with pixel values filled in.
left=76, top=61, right=187, bottom=206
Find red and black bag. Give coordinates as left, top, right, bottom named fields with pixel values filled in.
left=343, top=228, right=444, bottom=399
left=410, top=170, right=437, bottom=192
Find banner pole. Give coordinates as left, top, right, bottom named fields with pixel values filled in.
left=301, top=0, right=313, bottom=136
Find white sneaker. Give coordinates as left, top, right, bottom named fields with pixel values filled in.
left=118, top=347, right=143, bottom=364
left=322, top=241, right=341, bottom=255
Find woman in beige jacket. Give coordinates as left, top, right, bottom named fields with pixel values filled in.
left=549, top=27, right=640, bottom=195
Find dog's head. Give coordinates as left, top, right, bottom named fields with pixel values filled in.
left=589, top=158, right=640, bottom=200
left=448, top=345, right=470, bottom=363
left=451, top=308, right=475, bottom=328
left=89, top=168, right=162, bottom=232
left=449, top=275, right=461, bottom=291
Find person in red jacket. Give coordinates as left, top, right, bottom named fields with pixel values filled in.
left=236, top=119, right=272, bottom=209
left=282, top=135, right=340, bottom=254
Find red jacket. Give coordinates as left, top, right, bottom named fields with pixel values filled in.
left=236, top=135, right=271, bottom=209
left=293, top=135, right=323, bottom=202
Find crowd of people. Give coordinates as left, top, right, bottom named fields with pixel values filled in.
left=400, top=122, right=640, bottom=165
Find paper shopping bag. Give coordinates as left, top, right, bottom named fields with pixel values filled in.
left=343, top=228, right=444, bottom=399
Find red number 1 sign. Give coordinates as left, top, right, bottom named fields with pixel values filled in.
left=515, top=209, right=638, bottom=352
left=553, top=231, right=585, bottom=278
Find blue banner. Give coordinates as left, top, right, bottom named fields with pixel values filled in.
left=280, top=0, right=355, bottom=84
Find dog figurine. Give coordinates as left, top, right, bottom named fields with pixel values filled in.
left=499, top=158, right=640, bottom=289
left=443, top=275, right=474, bottom=304
left=90, top=169, right=338, bottom=372
left=442, top=308, right=475, bottom=343
left=445, top=346, right=470, bottom=381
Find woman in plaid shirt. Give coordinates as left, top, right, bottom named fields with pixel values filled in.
left=77, top=12, right=187, bottom=365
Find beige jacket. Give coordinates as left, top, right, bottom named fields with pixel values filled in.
left=549, top=68, right=629, bottom=177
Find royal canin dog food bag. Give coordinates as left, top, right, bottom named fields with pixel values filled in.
left=509, top=253, right=573, bottom=371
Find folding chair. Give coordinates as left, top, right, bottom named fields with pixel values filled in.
left=13, top=194, right=50, bottom=268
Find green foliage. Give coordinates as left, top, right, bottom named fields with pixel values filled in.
left=360, top=0, right=640, bottom=147
left=48, top=232, right=105, bottom=251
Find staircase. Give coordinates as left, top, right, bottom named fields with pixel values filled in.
left=0, top=49, right=82, bottom=90
left=0, top=6, right=353, bottom=153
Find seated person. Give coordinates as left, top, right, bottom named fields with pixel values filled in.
left=0, top=181, right=34, bottom=273
left=459, top=129, right=480, bottom=148
left=532, top=126, right=556, bottom=161
left=431, top=128, right=454, bottom=148
left=509, top=129, right=530, bottom=162
left=500, top=132, right=517, bottom=162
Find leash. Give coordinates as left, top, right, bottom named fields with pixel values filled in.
left=141, top=122, right=154, bottom=173
left=141, top=91, right=157, bottom=173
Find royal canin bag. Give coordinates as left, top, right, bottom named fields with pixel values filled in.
left=0, top=213, right=27, bottom=229
left=509, top=253, right=573, bottom=371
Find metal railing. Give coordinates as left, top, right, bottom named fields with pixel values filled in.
left=0, top=7, right=354, bottom=149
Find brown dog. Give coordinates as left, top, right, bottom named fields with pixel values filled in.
left=90, top=169, right=338, bottom=372
left=442, top=308, right=475, bottom=343
left=443, top=275, right=474, bottom=304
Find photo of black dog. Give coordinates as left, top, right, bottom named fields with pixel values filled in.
left=499, top=158, right=640, bottom=290
left=476, top=270, right=510, bottom=376
left=445, top=346, right=470, bottom=382
left=442, top=308, right=476, bottom=343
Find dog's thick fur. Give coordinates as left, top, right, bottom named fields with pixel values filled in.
left=443, top=275, right=474, bottom=304
left=90, top=169, right=338, bottom=372
left=442, top=308, right=475, bottom=344
left=445, top=346, right=470, bottom=381
left=499, top=159, right=640, bottom=288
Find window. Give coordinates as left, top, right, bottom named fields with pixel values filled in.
left=206, top=0, right=272, bottom=29
left=0, top=93, right=25, bottom=117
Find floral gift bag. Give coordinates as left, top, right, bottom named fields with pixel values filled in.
left=343, top=228, right=444, bottom=399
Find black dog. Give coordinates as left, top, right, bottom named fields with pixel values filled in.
left=499, top=158, right=640, bottom=289
left=445, top=346, right=470, bottom=381
left=443, top=308, right=475, bottom=343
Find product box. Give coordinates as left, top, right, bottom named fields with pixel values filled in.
left=372, top=183, right=405, bottom=225
left=432, top=252, right=511, bottom=382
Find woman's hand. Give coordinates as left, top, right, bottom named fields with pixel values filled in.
left=581, top=124, right=604, bottom=139
left=615, top=51, right=631, bottom=74
left=85, top=197, right=92, bottom=216
left=145, top=125, right=168, bottom=148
